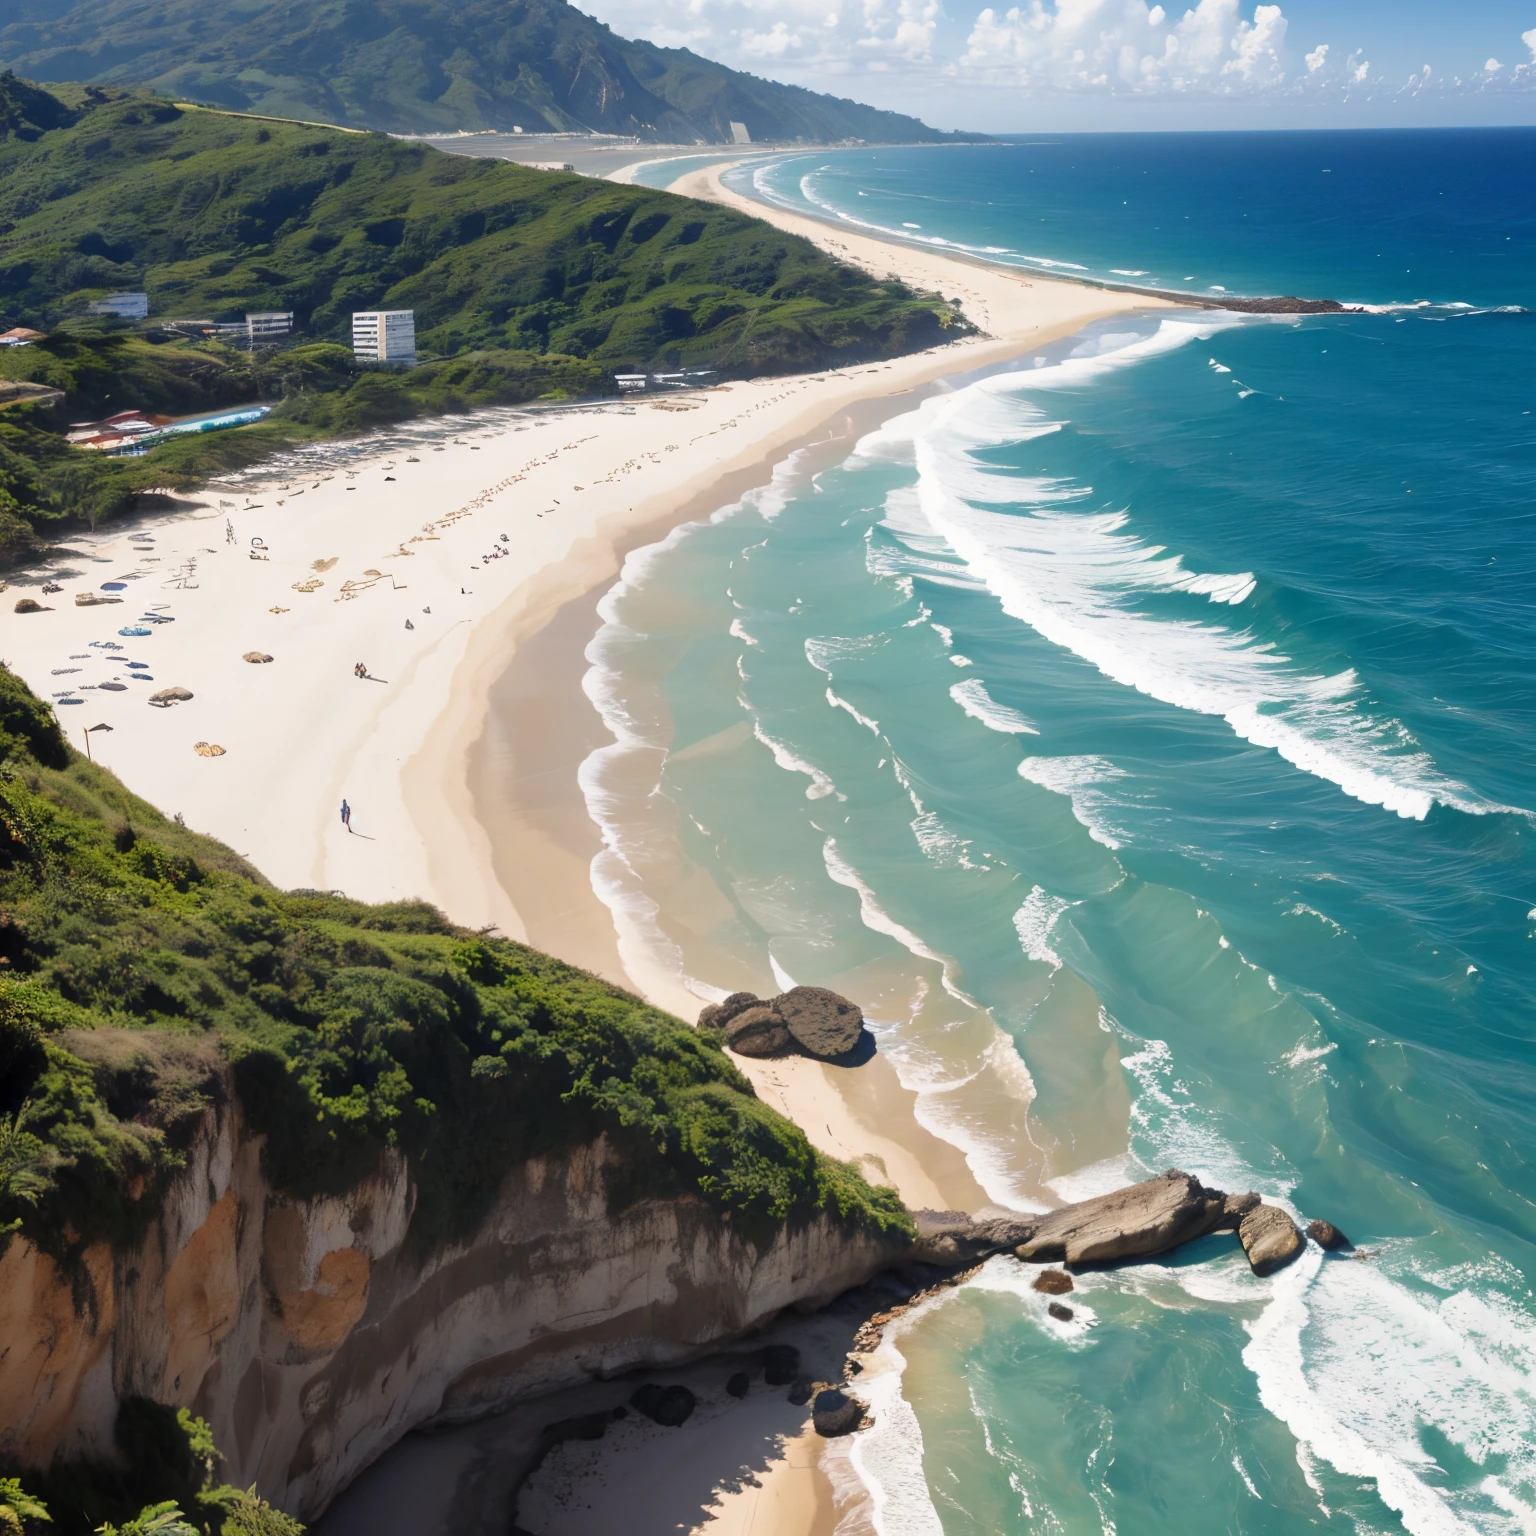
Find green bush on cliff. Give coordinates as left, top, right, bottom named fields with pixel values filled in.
left=12, top=1402, right=307, bottom=1536
left=0, top=662, right=911, bottom=1263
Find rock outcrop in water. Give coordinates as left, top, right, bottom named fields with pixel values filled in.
left=912, top=1172, right=1309, bottom=1278
left=1307, top=1218, right=1351, bottom=1251
left=1239, top=1203, right=1306, bottom=1275
left=698, top=986, right=868, bottom=1061
left=1013, top=1170, right=1251, bottom=1265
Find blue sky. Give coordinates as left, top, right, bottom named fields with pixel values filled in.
left=578, top=0, right=1536, bottom=131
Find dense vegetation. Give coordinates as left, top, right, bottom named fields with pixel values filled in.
left=0, top=0, right=977, bottom=142
left=0, top=78, right=966, bottom=560
left=0, top=84, right=957, bottom=362
left=4, top=1402, right=306, bottom=1536
left=0, top=661, right=909, bottom=1267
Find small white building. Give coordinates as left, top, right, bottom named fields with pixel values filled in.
left=88, top=292, right=149, bottom=320
left=352, top=309, right=416, bottom=364
left=246, top=311, right=294, bottom=342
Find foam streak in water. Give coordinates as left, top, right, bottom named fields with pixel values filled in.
left=861, top=322, right=1508, bottom=821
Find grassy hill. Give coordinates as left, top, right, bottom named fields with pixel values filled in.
left=0, top=84, right=961, bottom=362
left=0, top=657, right=909, bottom=1530
left=0, top=0, right=979, bottom=143
left=0, top=78, right=968, bottom=561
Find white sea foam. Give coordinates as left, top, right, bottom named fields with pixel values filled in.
left=1017, top=755, right=1127, bottom=849
left=950, top=676, right=1040, bottom=734
left=753, top=158, right=1092, bottom=275
left=753, top=720, right=841, bottom=800
left=769, top=952, right=797, bottom=991
left=1046, top=1151, right=1147, bottom=1203
left=862, top=323, right=1520, bottom=822
left=1243, top=1250, right=1536, bottom=1536
left=846, top=1293, right=955, bottom=1536
left=1013, top=885, right=1073, bottom=969
left=827, top=687, right=881, bottom=734
left=911, top=810, right=985, bottom=870
left=1107, top=1018, right=1536, bottom=1531
left=822, top=837, right=974, bottom=1005
left=804, top=632, right=888, bottom=673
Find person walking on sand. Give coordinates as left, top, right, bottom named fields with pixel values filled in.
left=341, top=798, right=352, bottom=832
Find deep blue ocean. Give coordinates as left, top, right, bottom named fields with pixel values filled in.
left=607, top=132, right=1536, bottom=1533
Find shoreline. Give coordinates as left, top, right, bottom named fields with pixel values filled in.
left=0, top=161, right=1168, bottom=1535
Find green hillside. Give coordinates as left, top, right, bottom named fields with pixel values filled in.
left=0, top=79, right=968, bottom=561
left=0, top=85, right=961, bottom=361
left=0, top=657, right=908, bottom=1530
left=0, top=0, right=979, bottom=143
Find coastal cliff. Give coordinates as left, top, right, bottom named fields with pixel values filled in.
left=1, top=1089, right=900, bottom=1521
left=0, top=661, right=910, bottom=1532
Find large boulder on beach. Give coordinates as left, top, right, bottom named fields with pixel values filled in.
left=1240, top=1204, right=1305, bottom=1275
left=811, top=1388, right=864, bottom=1438
left=1307, top=1218, right=1351, bottom=1251
left=721, top=1005, right=791, bottom=1057
left=762, top=1344, right=800, bottom=1385
left=630, top=1383, right=697, bottom=1427
left=772, top=985, right=864, bottom=1059
left=698, top=991, right=761, bottom=1033
left=1014, top=1169, right=1241, bottom=1266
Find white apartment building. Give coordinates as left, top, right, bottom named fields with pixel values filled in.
left=351, top=309, right=416, bottom=364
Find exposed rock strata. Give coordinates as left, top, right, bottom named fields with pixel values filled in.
left=0, top=1094, right=905, bottom=1521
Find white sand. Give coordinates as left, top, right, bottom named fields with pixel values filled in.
left=1, top=167, right=1160, bottom=943
left=1, top=161, right=1168, bottom=1535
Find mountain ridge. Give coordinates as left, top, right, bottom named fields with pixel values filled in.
left=0, top=0, right=983, bottom=143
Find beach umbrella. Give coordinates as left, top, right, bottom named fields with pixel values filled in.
left=83, top=722, right=112, bottom=761
left=149, top=686, right=193, bottom=708
left=242, top=651, right=274, bottom=663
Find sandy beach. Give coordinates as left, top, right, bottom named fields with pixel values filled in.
left=1, top=158, right=1168, bottom=1534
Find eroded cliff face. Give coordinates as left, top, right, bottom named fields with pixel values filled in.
left=0, top=1098, right=901, bottom=1519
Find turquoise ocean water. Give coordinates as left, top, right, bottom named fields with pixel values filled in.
left=605, top=134, right=1536, bottom=1532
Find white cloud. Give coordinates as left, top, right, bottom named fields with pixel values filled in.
left=961, top=0, right=1289, bottom=93
left=573, top=0, right=1536, bottom=111
left=742, top=20, right=806, bottom=56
